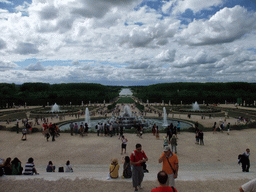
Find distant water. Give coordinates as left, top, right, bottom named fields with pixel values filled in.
left=119, top=88, right=133, bottom=96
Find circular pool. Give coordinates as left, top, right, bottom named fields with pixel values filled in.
left=59, top=118, right=193, bottom=131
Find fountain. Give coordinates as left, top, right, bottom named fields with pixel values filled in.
left=162, top=107, right=168, bottom=127
left=59, top=104, right=193, bottom=131
left=192, top=101, right=200, bottom=111
left=85, top=107, right=91, bottom=127
left=123, top=105, right=132, bottom=117
left=51, top=103, right=60, bottom=113
left=115, top=105, right=146, bottom=129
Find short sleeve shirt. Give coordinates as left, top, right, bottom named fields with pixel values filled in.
left=242, top=178, right=256, bottom=192
left=160, top=153, right=178, bottom=174
left=151, top=186, right=177, bottom=192
left=130, top=150, right=147, bottom=166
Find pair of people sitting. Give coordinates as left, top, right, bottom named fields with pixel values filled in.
left=109, top=156, right=132, bottom=179
left=48, top=160, right=73, bottom=173
left=0, top=157, right=23, bottom=176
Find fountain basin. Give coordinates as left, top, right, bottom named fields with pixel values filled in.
left=59, top=118, right=193, bottom=131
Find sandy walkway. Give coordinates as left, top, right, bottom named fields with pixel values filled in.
left=1, top=128, right=256, bottom=191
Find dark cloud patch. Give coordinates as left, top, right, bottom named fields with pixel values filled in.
left=0, top=38, right=6, bottom=50
left=39, top=5, right=59, bottom=20
left=126, top=63, right=150, bottom=69
left=15, top=42, right=39, bottom=55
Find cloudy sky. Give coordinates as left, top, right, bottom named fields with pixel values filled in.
left=0, top=0, right=256, bottom=85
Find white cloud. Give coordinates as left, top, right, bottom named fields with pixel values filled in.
left=0, top=0, right=13, bottom=4
left=176, top=6, right=256, bottom=46
left=25, top=62, right=46, bottom=71
left=0, top=1, right=255, bottom=85
left=0, top=61, right=18, bottom=71
left=126, top=63, right=150, bottom=69
left=170, top=0, right=223, bottom=14
left=156, top=49, right=176, bottom=62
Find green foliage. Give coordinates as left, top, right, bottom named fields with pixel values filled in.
left=117, top=97, right=135, bottom=103
left=0, top=83, right=121, bottom=107
left=132, top=82, right=256, bottom=105
left=107, top=102, right=117, bottom=111
left=135, top=102, right=144, bottom=111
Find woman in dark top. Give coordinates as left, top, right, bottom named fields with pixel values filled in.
left=11, top=157, right=23, bottom=175
left=46, top=161, right=55, bottom=172
left=122, top=156, right=132, bottom=178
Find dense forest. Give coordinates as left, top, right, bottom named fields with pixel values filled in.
left=131, top=82, right=256, bottom=105
left=0, top=83, right=121, bottom=108
left=1, top=82, right=256, bottom=108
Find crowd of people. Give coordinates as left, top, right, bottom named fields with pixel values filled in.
left=0, top=157, right=74, bottom=176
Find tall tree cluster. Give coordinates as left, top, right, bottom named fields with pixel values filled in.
left=131, top=82, right=256, bottom=105
left=0, top=83, right=120, bottom=108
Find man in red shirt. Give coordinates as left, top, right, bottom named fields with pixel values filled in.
left=130, top=143, right=148, bottom=192
left=151, top=171, right=177, bottom=192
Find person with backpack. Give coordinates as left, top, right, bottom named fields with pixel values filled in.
left=158, top=146, right=179, bottom=187
left=130, top=143, right=148, bottom=192
left=151, top=171, right=177, bottom=192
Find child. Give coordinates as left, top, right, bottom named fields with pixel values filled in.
left=109, top=158, right=120, bottom=179
left=21, top=128, right=27, bottom=140
left=122, top=156, right=132, bottom=179
left=139, top=126, right=143, bottom=138
left=170, top=135, right=177, bottom=153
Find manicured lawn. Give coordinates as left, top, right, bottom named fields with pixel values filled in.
left=117, top=97, right=135, bottom=103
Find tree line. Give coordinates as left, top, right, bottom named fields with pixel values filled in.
left=0, top=83, right=121, bottom=108
left=131, top=82, right=256, bottom=105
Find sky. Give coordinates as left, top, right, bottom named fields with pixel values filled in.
left=0, top=0, right=256, bottom=86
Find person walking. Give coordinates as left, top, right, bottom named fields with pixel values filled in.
left=158, top=146, right=179, bottom=187
left=96, top=123, right=100, bottom=136
left=238, top=148, right=250, bottom=172
left=16, top=121, right=19, bottom=134
left=70, top=122, right=74, bottom=136
left=74, top=123, right=78, bottom=135
left=170, top=135, right=177, bottom=153
left=198, top=130, right=204, bottom=145
left=49, top=124, right=56, bottom=142
left=130, top=143, right=148, bottom=192
left=121, top=135, right=128, bottom=155
left=213, top=122, right=217, bottom=134
left=151, top=171, right=177, bottom=192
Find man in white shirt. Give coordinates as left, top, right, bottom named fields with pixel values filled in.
left=240, top=178, right=256, bottom=192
